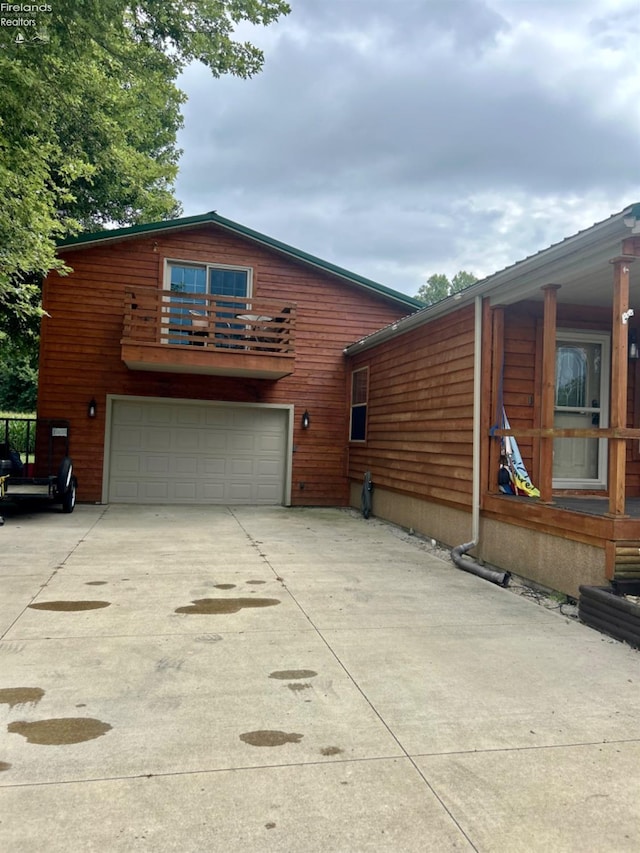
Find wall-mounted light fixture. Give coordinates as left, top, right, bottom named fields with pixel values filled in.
left=630, top=329, right=639, bottom=361
left=88, top=398, right=97, bottom=419
left=301, top=410, right=310, bottom=430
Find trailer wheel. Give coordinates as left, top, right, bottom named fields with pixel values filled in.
left=62, top=477, right=77, bottom=513
left=57, top=457, right=73, bottom=496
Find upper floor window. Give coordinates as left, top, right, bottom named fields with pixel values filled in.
left=167, top=261, right=252, bottom=298
left=164, top=260, right=253, bottom=341
left=350, top=367, right=369, bottom=442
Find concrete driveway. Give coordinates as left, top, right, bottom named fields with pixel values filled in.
left=1, top=504, right=639, bottom=852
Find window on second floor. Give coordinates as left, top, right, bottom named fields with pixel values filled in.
left=167, top=261, right=252, bottom=299
left=350, top=367, right=369, bottom=442
left=165, top=260, right=253, bottom=340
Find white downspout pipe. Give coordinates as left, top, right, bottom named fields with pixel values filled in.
left=451, top=296, right=510, bottom=587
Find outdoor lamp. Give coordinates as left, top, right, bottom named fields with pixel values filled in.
left=301, top=410, right=310, bottom=430
left=630, top=329, right=639, bottom=361
left=88, top=398, right=97, bottom=418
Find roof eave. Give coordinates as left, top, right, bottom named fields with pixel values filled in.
left=57, top=212, right=420, bottom=311
left=345, top=203, right=639, bottom=356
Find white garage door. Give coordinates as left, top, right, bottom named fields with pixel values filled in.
left=108, top=399, right=288, bottom=504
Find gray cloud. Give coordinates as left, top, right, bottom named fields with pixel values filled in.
left=175, top=0, right=640, bottom=294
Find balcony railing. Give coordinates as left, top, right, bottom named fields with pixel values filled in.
left=121, top=289, right=296, bottom=379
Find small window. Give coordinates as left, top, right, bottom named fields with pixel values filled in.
left=350, top=367, right=369, bottom=441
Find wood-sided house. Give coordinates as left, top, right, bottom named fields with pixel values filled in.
left=345, top=203, right=640, bottom=597
left=37, top=212, right=419, bottom=508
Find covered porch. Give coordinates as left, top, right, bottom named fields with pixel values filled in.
left=481, top=206, right=640, bottom=582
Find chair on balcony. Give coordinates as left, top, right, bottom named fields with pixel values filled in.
left=188, top=311, right=209, bottom=346
left=273, top=306, right=292, bottom=351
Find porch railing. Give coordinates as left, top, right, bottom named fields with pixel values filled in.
left=122, top=289, right=296, bottom=356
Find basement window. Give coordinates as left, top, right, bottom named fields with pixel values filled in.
left=350, top=367, right=369, bottom=442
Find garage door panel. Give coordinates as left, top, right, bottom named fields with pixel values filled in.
left=256, top=483, right=281, bottom=502
left=230, top=433, right=255, bottom=452
left=257, top=460, right=281, bottom=477
left=200, top=458, right=226, bottom=476
left=229, top=458, right=255, bottom=476
left=144, top=482, right=169, bottom=500
left=259, top=434, right=284, bottom=452
left=203, top=408, right=233, bottom=427
left=176, top=408, right=205, bottom=427
left=144, top=455, right=170, bottom=475
left=111, top=453, right=140, bottom=475
left=111, top=481, right=139, bottom=499
left=228, top=483, right=252, bottom=501
left=109, top=400, right=287, bottom=505
left=113, top=427, right=144, bottom=449
left=174, top=482, right=197, bottom=500
left=202, top=482, right=225, bottom=500
left=174, top=431, right=200, bottom=452
left=147, top=406, right=173, bottom=425
left=173, top=456, right=199, bottom=475
left=145, top=429, right=172, bottom=451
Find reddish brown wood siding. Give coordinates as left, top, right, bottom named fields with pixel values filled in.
left=502, top=305, right=537, bottom=480
left=347, top=305, right=476, bottom=510
left=38, top=224, right=410, bottom=504
left=500, top=302, right=635, bottom=491
left=347, top=296, right=640, bottom=513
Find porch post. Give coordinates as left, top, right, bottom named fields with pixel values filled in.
left=480, top=297, right=493, bottom=501
left=539, top=285, right=560, bottom=504
left=608, top=257, right=635, bottom=516
left=488, top=306, right=504, bottom=494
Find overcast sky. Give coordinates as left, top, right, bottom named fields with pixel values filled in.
left=174, top=0, right=640, bottom=298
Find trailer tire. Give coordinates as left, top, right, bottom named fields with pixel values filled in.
left=62, top=478, right=77, bottom=513
left=57, top=457, right=73, bottom=496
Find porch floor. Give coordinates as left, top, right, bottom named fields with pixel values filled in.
left=552, top=496, right=640, bottom=519
left=499, top=494, right=640, bottom=519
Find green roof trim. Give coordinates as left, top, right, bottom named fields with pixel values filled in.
left=58, top=211, right=422, bottom=310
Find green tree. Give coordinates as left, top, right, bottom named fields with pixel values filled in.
left=0, top=0, right=290, bottom=325
left=415, top=270, right=478, bottom=307
left=0, top=340, right=38, bottom=413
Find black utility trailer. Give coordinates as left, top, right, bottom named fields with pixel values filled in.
left=0, top=417, right=78, bottom=523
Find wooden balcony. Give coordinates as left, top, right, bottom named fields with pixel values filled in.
left=121, top=289, right=296, bottom=379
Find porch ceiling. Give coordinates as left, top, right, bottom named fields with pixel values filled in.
left=486, top=205, right=640, bottom=310
left=490, top=242, right=640, bottom=308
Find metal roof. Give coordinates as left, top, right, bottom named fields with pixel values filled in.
left=58, top=211, right=422, bottom=311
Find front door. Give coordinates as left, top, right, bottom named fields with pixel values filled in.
left=553, top=331, right=610, bottom=489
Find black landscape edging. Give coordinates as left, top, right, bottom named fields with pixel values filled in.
left=579, top=585, right=640, bottom=649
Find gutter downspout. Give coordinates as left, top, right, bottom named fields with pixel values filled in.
left=451, top=296, right=511, bottom=588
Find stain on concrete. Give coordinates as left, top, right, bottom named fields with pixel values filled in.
left=175, top=598, right=280, bottom=615
left=2, top=642, right=26, bottom=655
left=7, top=718, right=112, bottom=745
left=85, top=581, right=108, bottom=586
left=320, top=746, right=344, bottom=756
left=246, top=580, right=266, bottom=585
left=0, top=687, right=45, bottom=708
left=265, top=822, right=276, bottom=830
left=156, top=657, right=184, bottom=672
left=239, top=730, right=303, bottom=747
left=269, top=670, right=317, bottom=681
left=213, top=583, right=236, bottom=590
left=28, top=601, right=111, bottom=612
left=194, top=634, right=223, bottom=643
left=0, top=761, right=11, bottom=772
left=287, top=683, right=312, bottom=692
